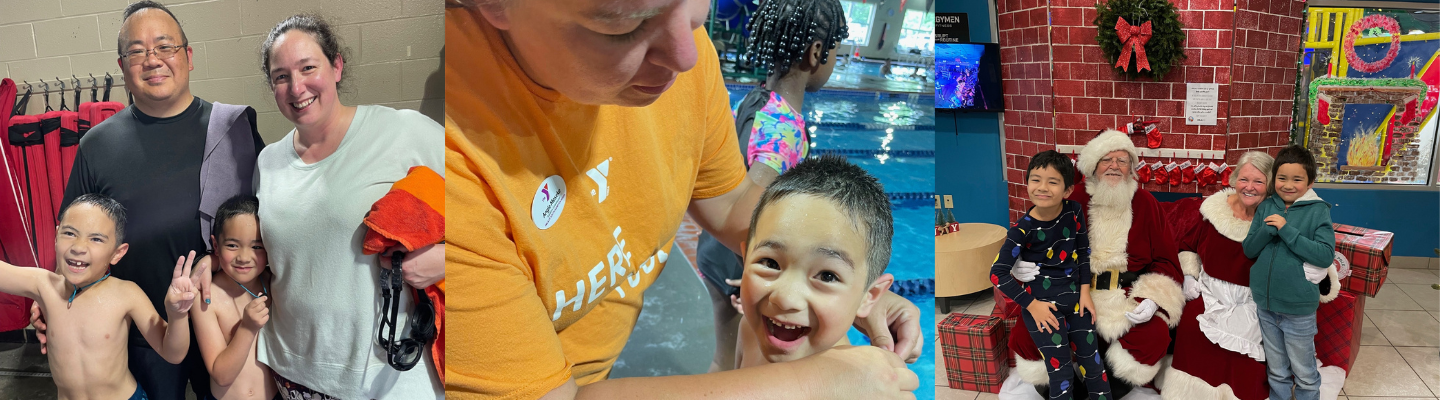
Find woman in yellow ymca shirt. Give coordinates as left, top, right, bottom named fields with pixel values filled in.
left=442, top=0, right=925, bottom=399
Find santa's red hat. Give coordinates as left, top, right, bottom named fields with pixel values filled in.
left=1077, top=129, right=1140, bottom=180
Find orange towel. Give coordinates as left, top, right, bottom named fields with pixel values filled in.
left=361, top=165, right=445, bottom=382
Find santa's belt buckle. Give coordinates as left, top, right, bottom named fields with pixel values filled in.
left=1093, top=270, right=1139, bottom=290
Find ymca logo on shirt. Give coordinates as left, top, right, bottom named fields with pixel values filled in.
left=532, top=175, right=567, bottom=229
left=586, top=158, right=612, bottom=203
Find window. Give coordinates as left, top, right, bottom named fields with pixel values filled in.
left=840, top=0, right=875, bottom=47
left=897, top=10, right=935, bottom=54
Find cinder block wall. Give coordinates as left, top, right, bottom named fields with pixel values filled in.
left=1, top=0, right=443, bottom=144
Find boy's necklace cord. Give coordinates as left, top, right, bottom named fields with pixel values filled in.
left=231, top=275, right=269, bottom=299
left=68, top=271, right=112, bottom=308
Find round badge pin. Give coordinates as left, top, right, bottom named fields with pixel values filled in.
left=532, top=175, right=567, bottom=230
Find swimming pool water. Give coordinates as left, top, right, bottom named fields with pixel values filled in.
left=727, top=85, right=936, bottom=399
left=726, top=86, right=936, bottom=127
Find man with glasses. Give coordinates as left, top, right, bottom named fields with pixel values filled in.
left=1006, top=129, right=1184, bottom=398
left=33, top=2, right=264, bottom=399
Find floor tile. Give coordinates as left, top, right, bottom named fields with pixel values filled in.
left=1396, top=346, right=1440, bottom=396
left=1387, top=268, right=1440, bottom=285
left=976, top=393, right=1001, bottom=400
left=1369, top=283, right=1426, bottom=310
left=1397, top=283, right=1440, bottom=311
left=1360, top=313, right=1390, bottom=346
left=966, top=296, right=997, bottom=315
left=1341, top=345, right=1435, bottom=396
left=1367, top=309, right=1440, bottom=347
left=935, top=387, right=980, bottom=400
left=939, top=297, right=975, bottom=315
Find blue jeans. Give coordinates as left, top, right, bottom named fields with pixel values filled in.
left=1257, top=308, right=1320, bottom=400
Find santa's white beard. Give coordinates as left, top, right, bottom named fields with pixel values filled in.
left=1087, top=175, right=1138, bottom=207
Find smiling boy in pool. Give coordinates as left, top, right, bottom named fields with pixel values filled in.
left=734, top=155, right=898, bottom=367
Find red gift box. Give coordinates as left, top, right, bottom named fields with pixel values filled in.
left=990, top=287, right=1022, bottom=368
left=1334, top=224, right=1393, bottom=297
left=992, top=286, right=1022, bottom=319
left=1315, top=291, right=1364, bottom=372
left=940, top=313, right=1010, bottom=392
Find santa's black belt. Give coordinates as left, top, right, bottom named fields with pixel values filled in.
left=1092, top=270, right=1139, bottom=290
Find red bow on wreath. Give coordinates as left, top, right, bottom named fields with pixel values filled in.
left=1115, top=17, right=1153, bottom=72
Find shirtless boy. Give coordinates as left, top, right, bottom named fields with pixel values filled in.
left=190, top=195, right=277, bottom=400
left=0, top=193, right=196, bottom=399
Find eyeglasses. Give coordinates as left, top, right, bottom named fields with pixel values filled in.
left=378, top=251, right=437, bottom=371
left=121, top=43, right=187, bottom=63
left=1100, top=156, right=1131, bottom=167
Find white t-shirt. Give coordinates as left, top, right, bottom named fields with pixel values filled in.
left=255, top=105, right=443, bottom=399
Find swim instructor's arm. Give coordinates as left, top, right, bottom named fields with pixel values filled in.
left=686, top=169, right=768, bottom=255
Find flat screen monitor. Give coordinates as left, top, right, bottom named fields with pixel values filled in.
left=935, top=42, right=1004, bottom=112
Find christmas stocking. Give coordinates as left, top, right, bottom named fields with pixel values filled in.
left=1145, top=123, right=1162, bottom=149
left=1317, top=93, right=1333, bottom=126
left=1137, top=162, right=1152, bottom=182
left=1152, top=162, right=1166, bottom=185
left=1167, top=162, right=1183, bottom=186
left=1220, top=164, right=1234, bottom=187
left=1198, top=162, right=1219, bottom=186
left=1180, top=161, right=1196, bottom=184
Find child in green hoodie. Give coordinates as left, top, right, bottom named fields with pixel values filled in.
left=1241, top=145, right=1335, bottom=400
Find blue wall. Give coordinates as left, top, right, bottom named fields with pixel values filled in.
left=936, top=0, right=1009, bottom=227
left=1314, top=187, right=1439, bottom=258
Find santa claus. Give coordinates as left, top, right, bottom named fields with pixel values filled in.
left=1007, top=130, right=1185, bottom=398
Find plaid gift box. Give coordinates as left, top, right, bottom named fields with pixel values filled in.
left=1315, top=291, right=1364, bottom=373
left=992, top=287, right=1022, bottom=319
left=990, top=287, right=1022, bottom=368
left=1334, top=224, right=1393, bottom=297
left=940, top=313, right=1009, bottom=392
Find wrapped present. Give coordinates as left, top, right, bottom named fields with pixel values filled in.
left=992, top=286, right=1022, bottom=319
left=1315, top=291, right=1364, bottom=373
left=1333, top=224, right=1393, bottom=297
left=990, top=287, right=1022, bottom=367
left=941, top=313, right=1009, bottom=392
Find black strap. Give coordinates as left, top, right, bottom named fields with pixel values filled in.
left=7, top=122, right=42, bottom=146
left=377, top=252, right=436, bottom=371
left=12, top=87, right=30, bottom=116
left=103, top=74, right=113, bottom=102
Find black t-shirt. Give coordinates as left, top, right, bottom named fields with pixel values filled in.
left=61, top=97, right=263, bottom=347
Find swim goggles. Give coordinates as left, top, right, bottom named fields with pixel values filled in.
left=378, top=251, right=437, bottom=371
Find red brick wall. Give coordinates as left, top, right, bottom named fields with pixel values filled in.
left=997, top=0, right=1057, bottom=222
left=1226, top=0, right=1307, bottom=161
left=995, top=0, right=1306, bottom=220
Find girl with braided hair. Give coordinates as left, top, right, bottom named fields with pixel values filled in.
left=695, top=0, right=851, bottom=373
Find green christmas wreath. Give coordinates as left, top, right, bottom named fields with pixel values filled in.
left=1094, top=0, right=1187, bottom=81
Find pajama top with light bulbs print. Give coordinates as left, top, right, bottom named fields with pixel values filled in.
left=990, top=199, right=1112, bottom=400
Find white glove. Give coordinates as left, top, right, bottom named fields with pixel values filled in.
left=1183, top=275, right=1201, bottom=301
left=1303, top=262, right=1328, bottom=284
left=1012, top=260, right=1040, bottom=282
left=1125, top=299, right=1159, bottom=324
